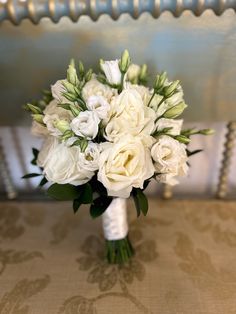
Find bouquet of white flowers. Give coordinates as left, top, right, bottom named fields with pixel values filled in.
left=23, top=50, right=213, bottom=264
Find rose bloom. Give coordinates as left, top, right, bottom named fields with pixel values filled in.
left=100, top=60, right=122, bottom=85
left=105, top=89, right=155, bottom=146
left=70, top=111, right=100, bottom=140
left=82, top=77, right=116, bottom=102
left=43, top=100, right=72, bottom=137
left=124, top=82, right=151, bottom=106
left=37, top=137, right=94, bottom=185
left=151, top=135, right=188, bottom=185
left=98, top=135, right=155, bottom=198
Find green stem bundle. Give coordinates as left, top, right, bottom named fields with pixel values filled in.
left=105, top=235, right=134, bottom=264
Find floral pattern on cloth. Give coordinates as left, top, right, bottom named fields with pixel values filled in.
left=0, top=200, right=236, bottom=314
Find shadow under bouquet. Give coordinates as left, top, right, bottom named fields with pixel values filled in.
left=24, top=50, right=213, bottom=264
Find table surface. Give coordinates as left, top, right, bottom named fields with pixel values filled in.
left=0, top=199, right=236, bottom=314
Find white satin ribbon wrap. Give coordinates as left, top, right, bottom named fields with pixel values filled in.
left=102, top=198, right=128, bottom=241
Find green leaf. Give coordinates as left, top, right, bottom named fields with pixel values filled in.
left=72, top=183, right=93, bottom=214
left=31, top=148, right=39, bottom=165
left=90, top=176, right=107, bottom=196
left=22, top=173, right=41, bottom=179
left=81, top=183, right=93, bottom=204
left=143, top=180, right=150, bottom=191
left=186, top=149, right=203, bottom=157
left=132, top=188, right=148, bottom=217
left=39, top=177, right=48, bottom=187
left=90, top=196, right=112, bottom=219
left=47, top=183, right=81, bottom=201
left=73, top=198, right=83, bottom=214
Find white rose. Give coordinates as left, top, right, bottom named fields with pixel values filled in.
left=78, top=142, right=100, bottom=172
left=82, top=77, right=116, bottom=102
left=37, top=136, right=58, bottom=168
left=156, top=118, right=183, bottom=136
left=43, top=100, right=72, bottom=137
left=31, top=121, right=49, bottom=137
left=40, top=139, right=93, bottom=185
left=101, top=59, right=122, bottom=85
left=151, top=135, right=188, bottom=185
left=105, top=89, right=155, bottom=146
left=98, top=135, right=155, bottom=198
left=124, top=82, right=151, bottom=106
left=126, top=64, right=140, bottom=82
left=70, top=111, right=100, bottom=140
left=51, top=80, right=70, bottom=104
left=86, top=95, right=110, bottom=120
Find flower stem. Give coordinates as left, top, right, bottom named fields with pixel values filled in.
left=105, top=235, right=134, bottom=264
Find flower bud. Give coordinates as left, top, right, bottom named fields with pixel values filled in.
left=63, top=92, right=77, bottom=102
left=25, top=103, right=42, bottom=114
left=67, top=63, right=79, bottom=86
left=99, top=59, right=104, bottom=71
left=175, top=135, right=190, bottom=144
left=163, top=102, right=187, bottom=119
left=97, top=75, right=107, bottom=84
left=139, top=64, right=147, bottom=81
left=61, top=129, right=74, bottom=141
left=78, top=61, right=84, bottom=77
left=69, top=104, right=81, bottom=117
left=32, top=114, right=44, bottom=124
left=120, top=49, right=131, bottom=73
left=85, top=69, right=93, bottom=82
left=54, top=120, right=70, bottom=133
left=62, top=80, right=79, bottom=95
left=199, top=129, right=215, bottom=135
left=154, top=72, right=167, bottom=91
left=163, top=80, right=180, bottom=98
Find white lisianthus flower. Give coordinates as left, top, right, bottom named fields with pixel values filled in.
left=78, top=142, right=100, bottom=172
left=51, top=80, right=70, bottom=104
left=98, top=135, right=155, bottom=198
left=126, top=64, right=140, bottom=82
left=156, top=118, right=183, bottom=136
left=151, top=135, right=188, bottom=185
left=31, top=121, right=49, bottom=137
left=70, top=111, right=100, bottom=140
left=101, top=60, right=122, bottom=85
left=105, top=89, right=155, bottom=146
left=82, top=77, right=116, bottom=102
left=43, top=100, right=72, bottom=137
left=124, top=82, right=152, bottom=106
left=38, top=137, right=93, bottom=185
left=86, top=95, right=110, bottom=120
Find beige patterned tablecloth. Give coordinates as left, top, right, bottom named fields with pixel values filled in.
left=0, top=199, right=236, bottom=314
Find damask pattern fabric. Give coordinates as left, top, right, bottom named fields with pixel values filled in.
left=0, top=199, right=235, bottom=314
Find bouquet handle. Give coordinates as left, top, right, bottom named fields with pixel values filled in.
left=102, top=198, right=134, bottom=264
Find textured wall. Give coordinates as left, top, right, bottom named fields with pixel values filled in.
left=1, top=10, right=236, bottom=125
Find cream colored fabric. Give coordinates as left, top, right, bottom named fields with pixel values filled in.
left=0, top=199, right=236, bottom=314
